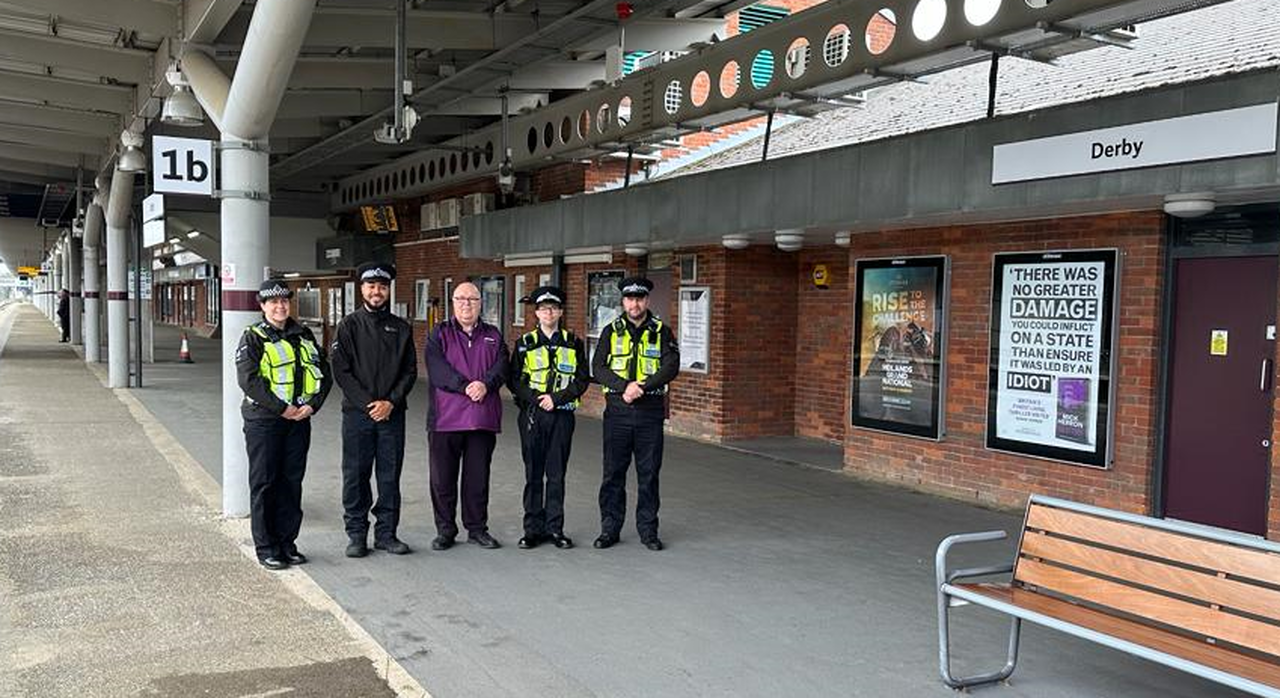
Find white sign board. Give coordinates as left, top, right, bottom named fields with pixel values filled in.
left=678, top=286, right=710, bottom=373
left=991, top=103, right=1278, bottom=184
left=152, top=135, right=216, bottom=196
left=141, top=193, right=165, bottom=248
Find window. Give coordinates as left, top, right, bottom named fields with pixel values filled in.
left=587, top=270, right=624, bottom=337
left=479, top=275, right=505, bottom=328
left=512, top=275, right=526, bottom=326
left=206, top=277, right=220, bottom=325
left=415, top=279, right=431, bottom=321
left=328, top=287, right=343, bottom=325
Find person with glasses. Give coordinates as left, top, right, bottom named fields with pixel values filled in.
left=508, top=285, right=590, bottom=550
left=424, top=280, right=510, bottom=551
left=330, top=261, right=418, bottom=558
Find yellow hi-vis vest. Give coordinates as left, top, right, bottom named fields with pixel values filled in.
left=520, top=329, right=580, bottom=409
left=249, top=325, right=322, bottom=405
left=603, top=316, right=664, bottom=394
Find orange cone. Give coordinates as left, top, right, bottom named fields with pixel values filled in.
left=179, top=332, right=194, bottom=363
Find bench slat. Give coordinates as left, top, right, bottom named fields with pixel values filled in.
left=959, top=583, right=1280, bottom=690
left=1025, top=504, right=1280, bottom=586
left=1017, top=558, right=1280, bottom=657
left=1022, top=532, right=1280, bottom=622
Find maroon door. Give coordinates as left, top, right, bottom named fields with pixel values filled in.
left=1163, top=256, right=1277, bottom=535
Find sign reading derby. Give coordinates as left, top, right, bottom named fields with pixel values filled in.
left=991, top=103, right=1277, bottom=184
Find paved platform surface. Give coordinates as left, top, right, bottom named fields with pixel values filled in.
left=0, top=304, right=415, bottom=698
left=122, top=321, right=1249, bottom=698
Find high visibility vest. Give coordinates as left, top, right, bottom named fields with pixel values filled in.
left=603, top=316, right=664, bottom=394
left=249, top=325, right=322, bottom=405
left=520, top=329, right=580, bottom=409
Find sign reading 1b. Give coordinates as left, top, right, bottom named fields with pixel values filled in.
left=152, top=135, right=216, bottom=196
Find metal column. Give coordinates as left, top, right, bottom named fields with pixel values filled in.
left=105, top=167, right=135, bottom=388
left=83, top=198, right=104, bottom=363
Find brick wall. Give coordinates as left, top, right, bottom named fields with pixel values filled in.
left=843, top=212, right=1165, bottom=516
left=796, top=248, right=851, bottom=443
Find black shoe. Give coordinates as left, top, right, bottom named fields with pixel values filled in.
left=259, top=556, right=289, bottom=570
left=592, top=534, right=618, bottom=549
left=468, top=531, right=501, bottom=549
left=517, top=535, right=541, bottom=549
left=283, top=549, right=308, bottom=565
left=374, top=538, right=412, bottom=555
left=642, top=537, right=664, bottom=551
left=345, top=538, right=369, bottom=558
left=550, top=533, right=574, bottom=549
left=431, top=535, right=455, bottom=551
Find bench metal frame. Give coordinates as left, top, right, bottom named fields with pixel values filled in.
left=935, top=494, right=1280, bottom=697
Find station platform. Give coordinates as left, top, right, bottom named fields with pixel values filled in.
left=0, top=307, right=1249, bottom=697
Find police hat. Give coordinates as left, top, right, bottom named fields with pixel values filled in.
left=522, top=285, right=565, bottom=307
left=257, top=279, right=293, bottom=301
left=356, top=261, right=396, bottom=283
left=618, top=276, right=653, bottom=297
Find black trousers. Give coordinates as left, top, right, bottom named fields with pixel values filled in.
left=600, top=405, right=664, bottom=538
left=428, top=430, right=496, bottom=538
left=341, top=408, right=406, bottom=542
left=518, top=406, right=576, bottom=537
left=244, top=417, right=310, bottom=560
left=58, top=314, right=69, bottom=342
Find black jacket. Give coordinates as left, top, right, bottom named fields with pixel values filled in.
left=330, top=305, right=417, bottom=413
left=235, top=318, right=333, bottom=421
left=508, top=327, right=590, bottom=409
left=590, top=311, right=679, bottom=411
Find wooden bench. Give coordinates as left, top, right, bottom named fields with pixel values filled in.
left=935, top=495, right=1280, bottom=696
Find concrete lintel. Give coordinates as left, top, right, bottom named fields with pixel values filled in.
left=0, top=28, right=152, bottom=84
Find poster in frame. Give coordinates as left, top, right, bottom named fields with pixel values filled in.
left=985, top=248, right=1119, bottom=468
left=851, top=255, right=949, bottom=440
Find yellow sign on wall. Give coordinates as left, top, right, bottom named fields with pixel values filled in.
left=812, top=264, right=830, bottom=288
left=1210, top=329, right=1228, bottom=356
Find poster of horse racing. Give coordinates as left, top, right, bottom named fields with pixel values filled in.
left=851, top=256, right=948, bottom=439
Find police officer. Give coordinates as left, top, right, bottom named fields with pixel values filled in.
left=508, top=286, right=589, bottom=550
left=331, top=261, right=418, bottom=557
left=236, top=279, right=333, bottom=570
left=590, top=276, right=679, bottom=551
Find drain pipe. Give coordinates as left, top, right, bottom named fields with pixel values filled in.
left=83, top=186, right=105, bottom=363
left=194, top=0, right=318, bottom=518
left=105, top=158, right=137, bottom=388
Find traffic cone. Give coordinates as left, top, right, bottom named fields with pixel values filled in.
left=179, top=332, right=194, bottom=363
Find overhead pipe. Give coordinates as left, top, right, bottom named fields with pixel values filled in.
left=217, top=0, right=319, bottom=518
left=179, top=50, right=229, bottom=132
left=105, top=162, right=137, bottom=388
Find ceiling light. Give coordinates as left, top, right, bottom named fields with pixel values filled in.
left=186, top=230, right=200, bottom=239
left=722, top=234, right=751, bottom=250
left=624, top=242, right=649, bottom=257
left=1163, top=192, right=1216, bottom=218
left=775, top=228, right=804, bottom=251
left=162, top=84, right=204, bottom=127
left=117, top=130, right=146, bottom=173
left=835, top=231, right=851, bottom=247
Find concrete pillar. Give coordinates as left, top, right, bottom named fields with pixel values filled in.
left=83, top=199, right=104, bottom=363
left=106, top=167, right=135, bottom=388
left=68, top=235, right=82, bottom=344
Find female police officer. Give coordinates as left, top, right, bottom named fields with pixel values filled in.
left=236, top=278, right=333, bottom=570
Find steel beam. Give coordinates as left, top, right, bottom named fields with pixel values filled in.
left=334, top=0, right=1217, bottom=207
left=570, top=17, right=726, bottom=51
left=0, top=143, right=98, bottom=169
left=0, top=123, right=106, bottom=154
left=0, top=0, right=178, bottom=37
left=275, top=90, right=394, bottom=120
left=0, top=28, right=152, bottom=84
left=0, top=71, right=134, bottom=113
left=0, top=101, right=119, bottom=137
left=184, top=0, right=244, bottom=44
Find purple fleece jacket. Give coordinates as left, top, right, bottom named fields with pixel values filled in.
left=424, top=319, right=509, bottom=432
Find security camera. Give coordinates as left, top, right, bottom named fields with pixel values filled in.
left=497, top=150, right=515, bottom=194
left=373, top=105, right=420, bottom=145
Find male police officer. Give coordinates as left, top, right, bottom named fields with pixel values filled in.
left=331, top=261, right=418, bottom=557
left=590, top=276, right=679, bottom=551
left=236, top=279, right=332, bottom=570
left=508, top=286, right=589, bottom=549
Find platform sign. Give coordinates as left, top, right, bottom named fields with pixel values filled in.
left=152, top=135, right=215, bottom=196
left=142, top=193, right=165, bottom=248
left=986, top=249, right=1118, bottom=468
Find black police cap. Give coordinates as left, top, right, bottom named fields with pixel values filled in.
left=356, top=261, right=396, bottom=283
left=618, top=276, right=653, bottom=297
left=257, top=279, right=293, bottom=301
left=521, top=285, right=565, bottom=307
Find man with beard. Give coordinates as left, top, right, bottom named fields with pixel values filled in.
left=331, top=261, right=417, bottom=557
left=591, top=277, right=679, bottom=551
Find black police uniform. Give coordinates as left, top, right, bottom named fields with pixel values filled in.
left=330, top=262, right=417, bottom=553
left=507, top=286, right=590, bottom=548
left=590, top=277, right=679, bottom=549
left=235, top=280, right=333, bottom=568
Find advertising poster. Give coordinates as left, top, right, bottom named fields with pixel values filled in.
left=678, top=286, right=710, bottom=373
left=986, top=249, right=1117, bottom=468
left=851, top=256, right=948, bottom=439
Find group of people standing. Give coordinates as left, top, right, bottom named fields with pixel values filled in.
left=235, top=263, right=679, bottom=571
